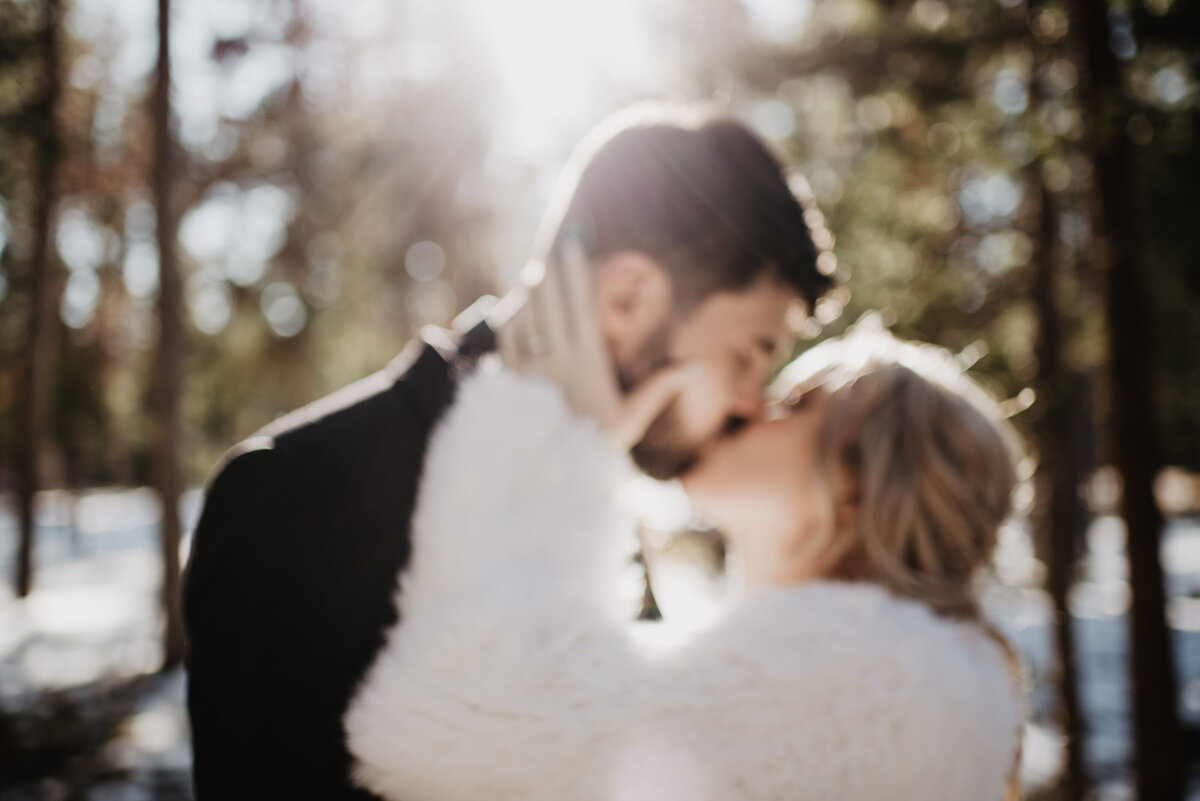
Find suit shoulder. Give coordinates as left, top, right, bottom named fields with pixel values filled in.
left=200, top=361, right=403, bottom=488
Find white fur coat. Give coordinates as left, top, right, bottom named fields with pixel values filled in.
left=344, top=364, right=1023, bottom=801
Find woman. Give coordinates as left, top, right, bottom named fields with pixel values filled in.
left=343, top=263, right=1024, bottom=801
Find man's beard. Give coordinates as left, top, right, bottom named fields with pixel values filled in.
left=632, top=405, right=698, bottom=480
left=619, top=322, right=701, bottom=481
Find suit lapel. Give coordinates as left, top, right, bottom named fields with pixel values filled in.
left=398, top=321, right=496, bottom=426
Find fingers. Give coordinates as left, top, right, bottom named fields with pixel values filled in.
left=506, top=254, right=574, bottom=372
left=495, top=298, right=525, bottom=368
left=500, top=302, right=540, bottom=372
left=613, top=362, right=701, bottom=450
left=536, top=256, right=572, bottom=363
left=496, top=243, right=640, bottom=448
left=560, top=240, right=608, bottom=361
left=556, top=241, right=625, bottom=427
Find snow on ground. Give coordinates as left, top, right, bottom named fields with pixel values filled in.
left=0, top=489, right=201, bottom=800
left=1, top=488, right=1199, bottom=798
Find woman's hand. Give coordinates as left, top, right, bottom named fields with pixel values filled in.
left=496, top=242, right=696, bottom=451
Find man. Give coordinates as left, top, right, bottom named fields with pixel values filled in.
left=182, top=102, right=831, bottom=800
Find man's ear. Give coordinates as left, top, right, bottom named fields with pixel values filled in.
left=592, top=251, right=674, bottom=366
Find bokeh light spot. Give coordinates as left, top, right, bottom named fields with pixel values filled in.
left=188, top=275, right=233, bottom=336
left=1152, top=65, right=1192, bottom=107
left=405, top=241, right=446, bottom=283
left=123, top=241, right=160, bottom=298
left=993, top=69, right=1030, bottom=116
left=261, top=281, right=308, bottom=337
left=61, top=270, right=101, bottom=329
left=909, top=0, right=949, bottom=32
left=739, top=0, right=813, bottom=43
left=749, top=99, right=796, bottom=141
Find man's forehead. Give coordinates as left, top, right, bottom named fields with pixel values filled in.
left=724, top=291, right=802, bottom=334
left=717, top=278, right=801, bottom=311
left=680, top=281, right=800, bottom=340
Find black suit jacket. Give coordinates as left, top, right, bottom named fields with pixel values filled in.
left=182, top=323, right=494, bottom=800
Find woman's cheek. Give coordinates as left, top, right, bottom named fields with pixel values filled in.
left=681, top=442, right=745, bottom=513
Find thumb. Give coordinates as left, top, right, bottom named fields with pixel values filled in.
left=614, top=362, right=703, bottom=450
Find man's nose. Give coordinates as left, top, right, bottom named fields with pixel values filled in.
left=728, top=380, right=766, bottom=421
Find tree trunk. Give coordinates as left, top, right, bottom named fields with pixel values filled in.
left=1030, top=172, right=1087, bottom=801
left=15, top=0, right=63, bottom=599
left=153, top=0, right=186, bottom=670
left=1025, top=10, right=1087, bottom=793
left=1068, top=1, right=1183, bottom=797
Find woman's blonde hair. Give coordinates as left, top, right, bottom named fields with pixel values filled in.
left=776, top=322, right=1021, bottom=620
left=778, top=324, right=1027, bottom=797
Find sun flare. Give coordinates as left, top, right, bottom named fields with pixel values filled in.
left=463, top=0, right=663, bottom=140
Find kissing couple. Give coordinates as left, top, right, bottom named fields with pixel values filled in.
left=183, top=103, right=1024, bottom=801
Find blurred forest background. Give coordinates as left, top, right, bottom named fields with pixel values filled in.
left=0, top=0, right=1197, bottom=798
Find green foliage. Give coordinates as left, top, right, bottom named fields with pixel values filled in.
left=0, top=0, right=1196, bottom=489
left=703, top=0, right=1197, bottom=470
left=1, top=0, right=506, bottom=486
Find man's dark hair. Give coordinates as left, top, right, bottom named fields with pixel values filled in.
left=540, top=103, right=832, bottom=312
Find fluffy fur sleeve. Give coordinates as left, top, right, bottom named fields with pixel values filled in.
left=395, top=362, right=642, bottom=624
left=343, top=363, right=648, bottom=801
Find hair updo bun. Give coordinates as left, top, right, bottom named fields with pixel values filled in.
left=775, top=322, right=1022, bottom=619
